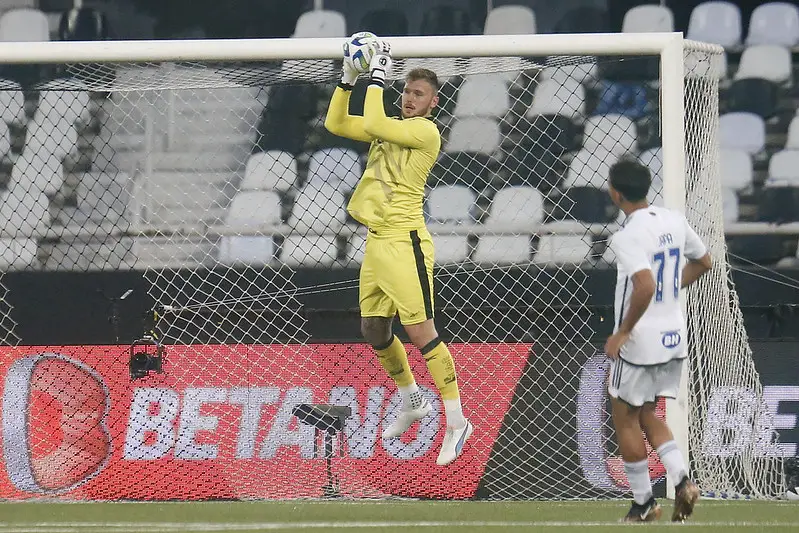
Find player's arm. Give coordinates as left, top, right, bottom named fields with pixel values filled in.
left=681, top=219, right=712, bottom=288
left=324, top=85, right=373, bottom=143
left=362, top=42, right=437, bottom=149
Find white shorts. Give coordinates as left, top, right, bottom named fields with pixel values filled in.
left=608, top=357, right=684, bottom=407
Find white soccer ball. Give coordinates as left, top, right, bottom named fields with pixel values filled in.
left=344, top=31, right=378, bottom=73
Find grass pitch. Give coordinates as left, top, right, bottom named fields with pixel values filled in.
left=0, top=499, right=796, bottom=532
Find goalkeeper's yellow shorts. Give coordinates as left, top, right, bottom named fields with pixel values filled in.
left=359, top=227, right=435, bottom=325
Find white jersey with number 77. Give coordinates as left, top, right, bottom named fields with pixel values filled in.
left=609, top=205, right=708, bottom=366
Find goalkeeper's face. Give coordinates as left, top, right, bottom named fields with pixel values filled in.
left=401, top=79, right=439, bottom=119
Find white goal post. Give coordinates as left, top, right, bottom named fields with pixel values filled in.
left=0, top=32, right=785, bottom=501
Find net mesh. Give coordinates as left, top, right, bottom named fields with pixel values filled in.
left=0, top=40, right=784, bottom=500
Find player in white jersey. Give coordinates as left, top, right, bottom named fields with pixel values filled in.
left=604, top=159, right=712, bottom=523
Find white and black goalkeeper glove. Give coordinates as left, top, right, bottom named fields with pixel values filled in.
left=368, top=40, right=392, bottom=87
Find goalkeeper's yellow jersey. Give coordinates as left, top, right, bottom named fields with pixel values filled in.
left=325, top=85, right=441, bottom=233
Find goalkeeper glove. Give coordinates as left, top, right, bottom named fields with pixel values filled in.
left=340, top=41, right=360, bottom=87
left=369, top=40, right=392, bottom=88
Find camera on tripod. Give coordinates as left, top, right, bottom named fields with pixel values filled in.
left=129, top=336, right=165, bottom=380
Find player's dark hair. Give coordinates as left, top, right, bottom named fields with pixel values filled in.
left=406, top=68, right=439, bottom=92
left=609, top=158, right=651, bottom=203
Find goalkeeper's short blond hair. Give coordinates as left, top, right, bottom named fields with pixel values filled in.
left=406, top=68, right=439, bottom=93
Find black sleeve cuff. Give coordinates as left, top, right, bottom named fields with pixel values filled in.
left=337, top=82, right=355, bottom=91
left=368, top=79, right=385, bottom=88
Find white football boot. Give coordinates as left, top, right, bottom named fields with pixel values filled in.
left=436, top=420, right=474, bottom=466
left=382, top=399, right=433, bottom=439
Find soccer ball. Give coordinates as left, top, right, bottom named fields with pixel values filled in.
left=344, top=31, right=378, bottom=73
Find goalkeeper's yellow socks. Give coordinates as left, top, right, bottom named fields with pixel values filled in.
left=375, top=335, right=424, bottom=409
left=421, top=338, right=467, bottom=428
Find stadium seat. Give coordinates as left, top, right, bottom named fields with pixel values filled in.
left=25, top=121, right=77, bottom=161
left=527, top=77, right=585, bottom=121
left=292, top=10, right=346, bottom=38
left=485, top=186, right=544, bottom=227
left=533, top=234, right=592, bottom=265
left=453, top=74, right=510, bottom=118
left=36, top=82, right=92, bottom=126
left=0, top=120, right=9, bottom=158
left=445, top=117, right=501, bottom=155
left=684, top=48, right=728, bottom=82
left=0, top=80, right=24, bottom=124
left=59, top=7, right=109, bottom=41
left=727, top=233, right=786, bottom=264
left=13, top=152, right=63, bottom=196
left=759, top=185, right=799, bottom=222
left=543, top=62, right=599, bottom=85
left=308, top=148, right=362, bottom=192
left=226, top=190, right=283, bottom=227
left=725, top=78, right=778, bottom=118
left=427, top=184, right=476, bottom=224
left=473, top=235, right=531, bottom=265
left=786, top=116, right=799, bottom=149
left=622, top=5, right=674, bottom=33
left=432, top=235, right=470, bottom=264
left=420, top=6, right=473, bottom=35
left=0, top=187, right=50, bottom=236
left=346, top=232, right=366, bottom=265
left=0, top=8, right=48, bottom=41
left=563, top=148, right=618, bottom=190
left=467, top=56, right=526, bottom=85
left=255, top=115, right=309, bottom=154
left=638, top=147, right=662, bottom=183
left=503, top=140, right=565, bottom=191
left=289, top=181, right=347, bottom=234
left=402, top=57, right=459, bottom=84
left=517, top=114, right=578, bottom=153
left=242, top=151, right=297, bottom=192
left=767, top=150, right=799, bottom=185
left=483, top=5, right=536, bottom=35
left=281, top=234, right=339, bottom=267
left=431, top=152, right=492, bottom=190
left=218, top=236, right=275, bottom=266
left=746, top=2, right=799, bottom=47
left=720, top=149, right=753, bottom=191
left=0, top=237, right=37, bottom=270
left=687, top=2, right=742, bottom=48
left=558, top=186, right=617, bottom=223
left=581, top=114, right=637, bottom=157
left=554, top=6, right=610, bottom=33
left=358, top=9, right=408, bottom=36
left=734, top=45, right=792, bottom=85
left=719, top=112, right=765, bottom=154
left=593, top=81, right=650, bottom=120
left=722, top=187, right=739, bottom=223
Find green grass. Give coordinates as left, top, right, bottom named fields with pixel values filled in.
left=0, top=500, right=797, bottom=532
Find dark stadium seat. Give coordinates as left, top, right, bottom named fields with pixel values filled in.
left=255, top=115, right=309, bottom=155
left=554, top=186, right=618, bottom=224
left=59, top=8, right=109, bottom=41
left=727, top=234, right=787, bottom=265
left=516, top=114, right=578, bottom=154
left=431, top=152, right=492, bottom=191
left=420, top=6, right=474, bottom=35
left=359, top=9, right=409, bottom=36
left=503, top=144, right=563, bottom=192
left=593, top=81, right=650, bottom=120
left=725, top=78, right=779, bottom=119
left=554, top=6, right=610, bottom=33
left=758, top=186, right=799, bottom=223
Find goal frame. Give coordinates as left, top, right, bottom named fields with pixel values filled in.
left=0, top=32, right=716, bottom=498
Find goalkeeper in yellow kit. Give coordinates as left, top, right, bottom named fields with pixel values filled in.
left=324, top=38, right=472, bottom=466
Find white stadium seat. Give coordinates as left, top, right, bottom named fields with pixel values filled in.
left=722, top=187, right=739, bottom=223
left=746, top=2, right=799, bottom=47
left=402, top=57, right=459, bottom=83
left=684, top=49, right=728, bottom=81
left=563, top=148, right=618, bottom=190
left=226, top=190, right=282, bottom=227
left=473, top=235, right=531, bottom=265
left=0, top=80, right=24, bottom=124
left=308, top=148, right=362, bottom=191
left=720, top=149, right=753, bottom=191
left=289, top=181, right=347, bottom=234
left=486, top=186, right=544, bottom=226
left=432, top=235, right=470, bottom=264
left=767, top=149, right=799, bottom=185
left=242, top=151, right=297, bottom=192
left=292, top=10, right=346, bottom=38
left=734, top=45, right=792, bottom=84
left=582, top=114, right=637, bottom=156
left=218, top=236, right=275, bottom=266
left=0, top=120, right=9, bottom=157
left=0, top=237, right=37, bottom=270
left=0, top=187, right=50, bottom=236
left=281, top=234, right=338, bottom=267
left=444, top=117, right=501, bottom=155
left=622, top=5, right=674, bottom=33
left=638, top=147, right=662, bottom=183
left=25, top=120, right=77, bottom=160
left=483, top=5, right=536, bottom=35
left=719, top=113, right=765, bottom=154
left=36, top=81, right=91, bottom=125
left=533, top=234, right=592, bottom=265
left=542, top=62, right=599, bottom=85
left=453, top=74, right=510, bottom=118
left=528, top=77, right=585, bottom=120
left=346, top=232, right=366, bottom=265
left=12, top=152, right=63, bottom=196
left=0, top=8, right=49, bottom=41
left=687, top=2, right=742, bottom=49
left=785, top=116, right=799, bottom=149
left=427, top=184, right=476, bottom=223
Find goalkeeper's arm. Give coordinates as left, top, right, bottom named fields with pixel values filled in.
left=324, top=86, right=373, bottom=143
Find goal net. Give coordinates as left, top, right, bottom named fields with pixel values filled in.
left=0, top=35, right=784, bottom=501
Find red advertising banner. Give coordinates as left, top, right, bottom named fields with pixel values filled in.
left=0, top=343, right=530, bottom=500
